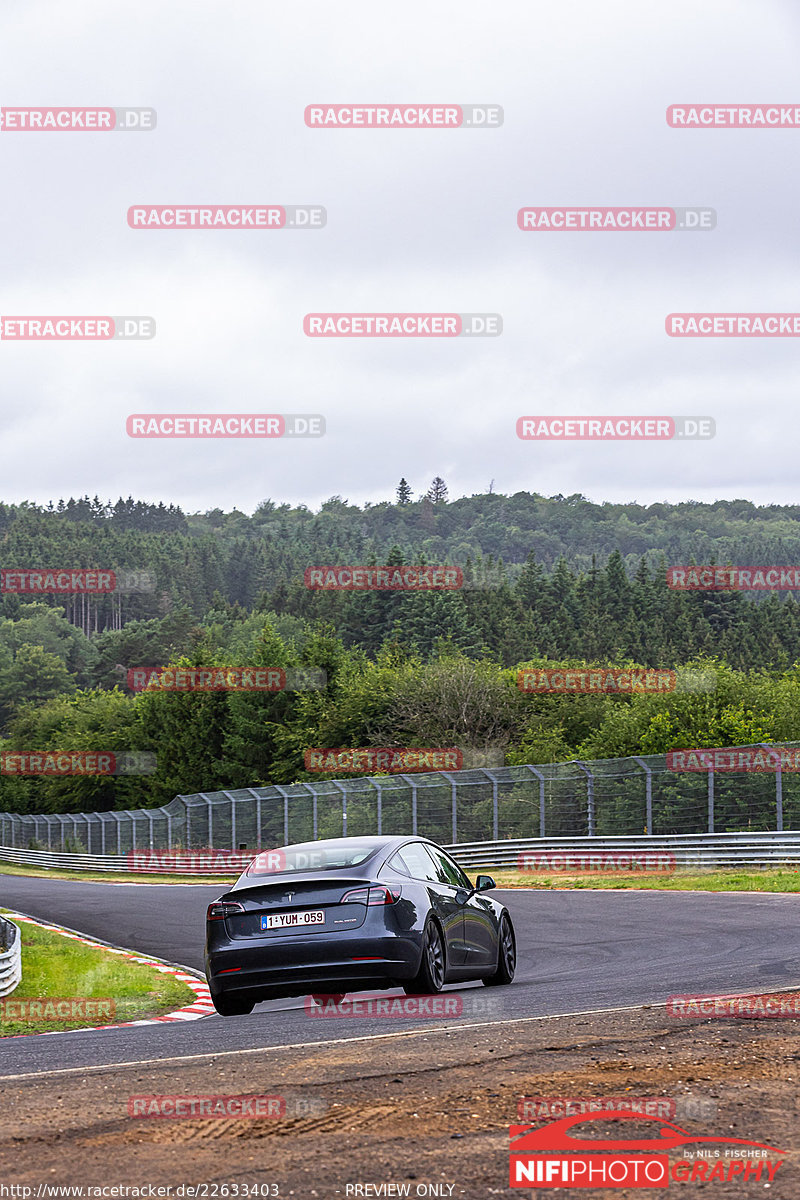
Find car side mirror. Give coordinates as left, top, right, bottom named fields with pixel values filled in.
left=475, top=875, right=496, bottom=892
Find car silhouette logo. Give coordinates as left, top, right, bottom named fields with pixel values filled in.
left=510, top=1111, right=785, bottom=1154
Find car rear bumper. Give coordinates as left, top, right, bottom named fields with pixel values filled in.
left=205, top=932, right=422, bottom=1000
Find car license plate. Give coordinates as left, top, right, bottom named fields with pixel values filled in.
left=261, top=910, right=325, bottom=931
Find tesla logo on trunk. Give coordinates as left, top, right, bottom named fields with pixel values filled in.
left=285, top=892, right=295, bottom=902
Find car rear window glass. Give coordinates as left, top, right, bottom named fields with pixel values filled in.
left=245, top=845, right=376, bottom=875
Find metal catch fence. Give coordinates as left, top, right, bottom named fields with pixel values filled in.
left=0, top=742, right=796, bottom=856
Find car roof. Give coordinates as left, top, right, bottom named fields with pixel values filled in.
left=269, top=835, right=432, bottom=854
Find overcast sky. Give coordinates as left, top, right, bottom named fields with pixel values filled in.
left=1, top=0, right=798, bottom=515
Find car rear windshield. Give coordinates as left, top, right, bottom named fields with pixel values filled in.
left=244, top=845, right=377, bottom=875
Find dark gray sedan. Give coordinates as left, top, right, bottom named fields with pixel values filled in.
left=205, top=834, right=516, bottom=1015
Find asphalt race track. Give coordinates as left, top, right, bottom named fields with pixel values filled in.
left=2, top=874, right=800, bottom=1077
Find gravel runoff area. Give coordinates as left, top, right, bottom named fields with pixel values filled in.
left=0, top=1004, right=798, bottom=1198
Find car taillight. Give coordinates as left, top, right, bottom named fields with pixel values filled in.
left=341, top=885, right=401, bottom=906
left=207, top=901, right=245, bottom=921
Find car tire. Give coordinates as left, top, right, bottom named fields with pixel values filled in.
left=403, top=918, right=446, bottom=995
left=482, top=913, right=516, bottom=986
left=211, top=992, right=255, bottom=1016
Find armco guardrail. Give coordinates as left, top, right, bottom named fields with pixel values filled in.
left=450, top=831, right=800, bottom=869
left=0, top=847, right=244, bottom=874
left=0, top=916, right=22, bottom=998
left=1, top=832, right=800, bottom=875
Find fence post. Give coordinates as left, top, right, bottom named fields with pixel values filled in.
left=527, top=766, right=546, bottom=837
left=760, top=744, right=783, bottom=832
left=632, top=756, right=653, bottom=834
left=147, top=811, right=154, bottom=850
left=166, top=811, right=173, bottom=850
left=398, top=775, right=419, bottom=835
left=185, top=799, right=191, bottom=851
left=200, top=794, right=213, bottom=847
left=372, top=779, right=383, bottom=835
left=245, top=789, right=263, bottom=848
left=112, top=812, right=122, bottom=856
left=707, top=767, right=714, bottom=835
left=221, top=792, right=239, bottom=849
left=574, top=762, right=595, bottom=837
left=441, top=773, right=458, bottom=844
left=273, top=787, right=290, bottom=845
left=482, top=770, right=499, bottom=841
left=331, top=782, right=347, bottom=836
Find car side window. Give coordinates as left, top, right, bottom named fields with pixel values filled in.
left=393, top=843, right=442, bottom=883
left=383, top=851, right=410, bottom=877
left=423, top=845, right=472, bottom=889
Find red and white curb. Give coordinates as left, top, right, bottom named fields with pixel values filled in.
left=2, top=911, right=214, bottom=1037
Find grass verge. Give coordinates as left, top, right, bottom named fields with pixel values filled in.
left=0, top=911, right=198, bottom=1036
left=488, top=866, right=800, bottom=891
left=0, top=861, right=233, bottom=886
left=4, top=860, right=800, bottom=893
